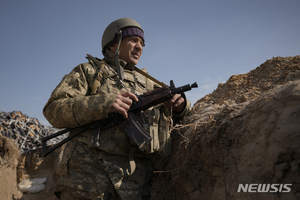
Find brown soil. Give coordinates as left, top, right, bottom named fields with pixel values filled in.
left=0, top=134, right=59, bottom=200
left=151, top=55, right=300, bottom=200
left=0, top=135, right=22, bottom=199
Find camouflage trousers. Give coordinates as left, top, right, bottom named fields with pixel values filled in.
left=55, top=139, right=155, bottom=200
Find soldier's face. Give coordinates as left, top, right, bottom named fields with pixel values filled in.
left=112, top=36, right=144, bottom=65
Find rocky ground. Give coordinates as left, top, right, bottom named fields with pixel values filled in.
left=0, top=55, right=299, bottom=200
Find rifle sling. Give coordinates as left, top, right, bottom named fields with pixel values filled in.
left=133, top=66, right=166, bottom=87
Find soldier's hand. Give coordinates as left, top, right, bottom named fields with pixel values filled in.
left=109, top=91, right=138, bottom=118
left=164, top=93, right=185, bottom=113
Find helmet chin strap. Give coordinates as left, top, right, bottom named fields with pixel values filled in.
left=105, top=30, right=125, bottom=88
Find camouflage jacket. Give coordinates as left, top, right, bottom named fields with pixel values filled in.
left=43, top=55, right=191, bottom=156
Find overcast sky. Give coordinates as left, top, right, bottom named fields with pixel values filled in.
left=1, top=0, right=299, bottom=126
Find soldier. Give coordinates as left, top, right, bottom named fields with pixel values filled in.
left=43, top=18, right=191, bottom=200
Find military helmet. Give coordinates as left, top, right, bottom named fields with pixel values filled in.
left=101, top=18, right=144, bottom=55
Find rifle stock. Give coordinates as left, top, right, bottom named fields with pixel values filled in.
left=41, top=80, right=198, bottom=157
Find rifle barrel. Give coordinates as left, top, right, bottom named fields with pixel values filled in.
left=171, top=82, right=198, bottom=95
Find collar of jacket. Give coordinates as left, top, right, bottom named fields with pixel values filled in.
left=104, top=57, right=135, bottom=71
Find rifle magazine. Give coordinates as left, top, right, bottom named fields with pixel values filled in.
left=121, top=112, right=152, bottom=152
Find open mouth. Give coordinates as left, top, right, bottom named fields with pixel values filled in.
left=132, top=52, right=140, bottom=59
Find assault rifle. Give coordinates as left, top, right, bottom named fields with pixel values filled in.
left=41, top=80, right=198, bottom=157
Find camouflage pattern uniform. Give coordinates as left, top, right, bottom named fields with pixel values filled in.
left=43, top=56, right=191, bottom=200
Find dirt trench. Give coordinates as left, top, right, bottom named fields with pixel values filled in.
left=151, top=56, right=300, bottom=200
left=1, top=55, right=300, bottom=200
